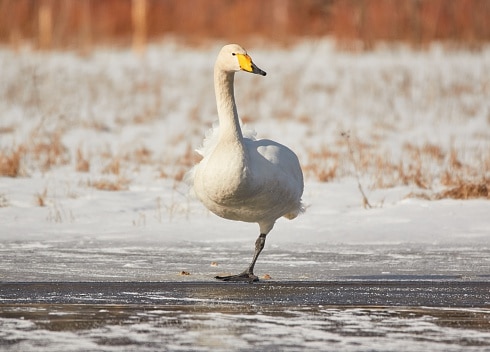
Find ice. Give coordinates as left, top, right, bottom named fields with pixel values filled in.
left=1, top=306, right=490, bottom=352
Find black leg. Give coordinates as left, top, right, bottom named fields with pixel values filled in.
left=215, top=234, right=267, bottom=282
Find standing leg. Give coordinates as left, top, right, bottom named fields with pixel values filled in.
left=215, top=234, right=267, bottom=282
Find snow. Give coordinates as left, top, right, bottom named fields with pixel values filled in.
left=0, top=38, right=490, bottom=351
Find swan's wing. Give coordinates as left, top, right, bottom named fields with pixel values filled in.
left=250, top=139, right=304, bottom=186
left=248, top=138, right=305, bottom=219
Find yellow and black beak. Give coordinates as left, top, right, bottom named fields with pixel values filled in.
left=237, top=53, right=267, bottom=76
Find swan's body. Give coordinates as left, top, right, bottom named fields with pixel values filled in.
left=190, top=44, right=304, bottom=281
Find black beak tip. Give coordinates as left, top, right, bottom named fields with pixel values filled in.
left=251, top=63, right=267, bottom=76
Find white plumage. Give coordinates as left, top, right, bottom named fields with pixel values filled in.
left=190, top=44, right=304, bottom=281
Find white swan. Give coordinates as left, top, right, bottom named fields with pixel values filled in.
left=190, top=44, right=304, bottom=282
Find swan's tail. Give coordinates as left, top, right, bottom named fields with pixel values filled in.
left=283, top=201, right=306, bottom=220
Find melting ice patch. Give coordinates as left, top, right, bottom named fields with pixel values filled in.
left=1, top=307, right=490, bottom=351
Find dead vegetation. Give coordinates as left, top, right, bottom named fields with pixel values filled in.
left=29, top=132, right=70, bottom=171
left=88, top=177, right=130, bottom=191
left=407, top=179, right=489, bottom=200
left=303, top=146, right=339, bottom=183
left=35, top=188, right=48, bottom=207
left=436, top=180, right=489, bottom=200
left=1, top=108, right=488, bottom=203
left=103, top=158, right=121, bottom=175
left=0, top=39, right=488, bottom=204
left=302, top=132, right=490, bottom=201
left=0, top=146, right=25, bottom=177
left=76, top=148, right=90, bottom=172
left=2, top=118, right=488, bottom=201
left=342, top=131, right=372, bottom=208
left=0, top=131, right=70, bottom=177
left=2, top=0, right=489, bottom=50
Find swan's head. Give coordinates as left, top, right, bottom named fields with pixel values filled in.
left=217, top=44, right=266, bottom=76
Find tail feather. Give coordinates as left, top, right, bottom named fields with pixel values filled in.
left=283, top=201, right=306, bottom=220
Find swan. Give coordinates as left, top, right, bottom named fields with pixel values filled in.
left=190, top=44, right=304, bottom=282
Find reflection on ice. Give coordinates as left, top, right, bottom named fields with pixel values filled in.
left=1, top=304, right=490, bottom=352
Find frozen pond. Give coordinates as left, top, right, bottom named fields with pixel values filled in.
left=1, top=233, right=490, bottom=350
left=1, top=242, right=490, bottom=351
left=1, top=282, right=490, bottom=351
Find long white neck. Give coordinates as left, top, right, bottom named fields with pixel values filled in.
left=214, top=67, right=243, bottom=143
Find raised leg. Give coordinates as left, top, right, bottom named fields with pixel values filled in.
left=215, top=234, right=266, bottom=282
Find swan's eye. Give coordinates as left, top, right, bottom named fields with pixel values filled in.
left=232, top=53, right=236, bottom=56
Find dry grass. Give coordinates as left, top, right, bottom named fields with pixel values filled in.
left=1, top=39, right=488, bottom=206
left=435, top=179, right=489, bottom=200
left=35, top=188, right=48, bottom=207
left=0, top=146, right=25, bottom=177
left=303, top=146, right=340, bottom=183
left=314, top=165, right=338, bottom=183
left=302, top=130, right=489, bottom=201
left=1, top=0, right=489, bottom=50
left=30, top=132, right=70, bottom=171
left=88, top=177, right=130, bottom=191
left=0, top=131, right=71, bottom=177
left=103, top=158, right=121, bottom=175
left=124, top=146, right=152, bottom=165
left=1, top=123, right=487, bottom=202
left=342, top=131, right=372, bottom=208
left=408, top=179, right=489, bottom=200
left=76, top=148, right=90, bottom=172
left=1, top=112, right=486, bottom=204
left=172, top=168, right=187, bottom=183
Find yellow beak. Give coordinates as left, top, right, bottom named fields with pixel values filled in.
left=237, top=53, right=266, bottom=76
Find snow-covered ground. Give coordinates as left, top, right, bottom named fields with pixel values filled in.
left=1, top=38, right=490, bottom=351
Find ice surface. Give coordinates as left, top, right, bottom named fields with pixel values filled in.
left=1, top=304, right=489, bottom=352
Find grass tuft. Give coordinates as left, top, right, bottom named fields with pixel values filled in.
left=89, top=177, right=130, bottom=191
left=76, top=148, right=90, bottom=172
left=35, top=188, right=48, bottom=207
left=31, top=132, right=70, bottom=171
left=0, top=146, right=25, bottom=177
left=436, top=180, right=489, bottom=200
left=103, top=158, right=121, bottom=175
left=342, top=131, right=372, bottom=209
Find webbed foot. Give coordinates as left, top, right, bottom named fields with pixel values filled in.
left=215, top=272, right=259, bottom=282
left=215, top=234, right=267, bottom=283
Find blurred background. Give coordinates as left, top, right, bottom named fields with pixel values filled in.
left=1, top=0, right=490, bottom=52
left=1, top=1, right=489, bottom=196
